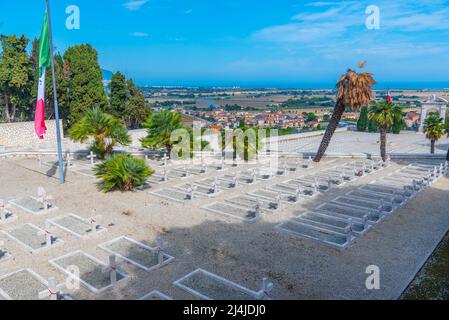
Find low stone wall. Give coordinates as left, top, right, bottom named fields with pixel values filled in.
left=0, top=120, right=63, bottom=149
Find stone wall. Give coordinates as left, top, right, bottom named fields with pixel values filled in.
left=0, top=120, right=63, bottom=149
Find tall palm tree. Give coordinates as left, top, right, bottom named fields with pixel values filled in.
left=140, top=110, right=184, bottom=158
left=70, top=107, right=131, bottom=159
left=368, top=101, right=403, bottom=161
left=423, top=115, right=444, bottom=154
left=314, top=62, right=376, bottom=162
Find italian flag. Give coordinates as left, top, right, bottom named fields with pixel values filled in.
left=34, top=12, right=51, bottom=139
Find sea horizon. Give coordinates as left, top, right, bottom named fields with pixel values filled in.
left=137, top=81, right=449, bottom=91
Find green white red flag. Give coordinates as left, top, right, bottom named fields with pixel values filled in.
left=34, top=12, right=51, bottom=139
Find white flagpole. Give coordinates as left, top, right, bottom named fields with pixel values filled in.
left=45, top=0, right=65, bottom=184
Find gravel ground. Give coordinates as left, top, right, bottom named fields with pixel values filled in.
left=178, top=270, right=257, bottom=300
left=0, top=269, right=47, bottom=300
left=0, top=157, right=447, bottom=300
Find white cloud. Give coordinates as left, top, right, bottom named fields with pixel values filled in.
left=123, top=0, right=148, bottom=11
left=130, top=32, right=149, bottom=37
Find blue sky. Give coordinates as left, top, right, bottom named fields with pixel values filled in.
left=1, top=0, right=449, bottom=87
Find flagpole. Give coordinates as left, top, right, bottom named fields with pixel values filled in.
left=45, top=0, right=65, bottom=184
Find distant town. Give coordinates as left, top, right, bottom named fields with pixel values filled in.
left=137, top=86, right=449, bottom=133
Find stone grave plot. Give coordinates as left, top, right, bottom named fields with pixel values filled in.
left=49, top=251, right=127, bottom=294
left=0, top=269, right=49, bottom=300
left=3, top=223, right=63, bottom=253
left=241, top=168, right=274, bottom=180
left=73, top=166, right=96, bottom=178
left=174, top=268, right=273, bottom=300
left=201, top=202, right=260, bottom=222
left=346, top=189, right=404, bottom=207
left=168, top=168, right=193, bottom=179
left=276, top=219, right=353, bottom=250
left=360, top=183, right=410, bottom=198
left=9, top=195, right=57, bottom=215
left=98, top=236, right=174, bottom=272
left=174, top=182, right=221, bottom=197
left=147, top=174, right=168, bottom=184
left=279, top=181, right=317, bottom=196
left=139, top=290, right=173, bottom=300
left=48, top=213, right=106, bottom=238
left=298, top=211, right=370, bottom=236
left=219, top=173, right=258, bottom=185
left=0, top=199, right=17, bottom=224
left=331, top=196, right=393, bottom=214
left=150, top=188, right=193, bottom=203
left=225, top=195, right=280, bottom=213
left=292, top=177, right=332, bottom=192
left=0, top=240, right=12, bottom=263
left=326, top=168, right=356, bottom=181
left=316, top=202, right=382, bottom=224
left=247, top=189, right=299, bottom=204
left=197, top=177, right=239, bottom=190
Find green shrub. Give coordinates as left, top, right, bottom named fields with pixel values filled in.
left=94, top=154, right=153, bottom=192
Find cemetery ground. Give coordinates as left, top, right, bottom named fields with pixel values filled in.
left=0, top=156, right=448, bottom=299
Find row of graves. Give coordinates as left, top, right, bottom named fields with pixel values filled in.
left=277, top=160, right=449, bottom=250
left=201, top=159, right=387, bottom=222
left=149, top=155, right=315, bottom=203
left=0, top=186, right=276, bottom=300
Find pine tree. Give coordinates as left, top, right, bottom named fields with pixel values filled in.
left=109, top=71, right=127, bottom=118
left=356, top=106, right=368, bottom=132
left=124, top=79, right=150, bottom=128
left=63, top=44, right=108, bottom=127
left=0, top=35, right=33, bottom=122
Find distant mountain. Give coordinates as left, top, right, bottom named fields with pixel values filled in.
left=101, top=69, right=113, bottom=81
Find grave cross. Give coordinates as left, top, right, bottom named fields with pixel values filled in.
left=87, top=151, right=96, bottom=166
left=220, top=156, right=225, bottom=170
left=275, top=192, right=282, bottom=210
left=295, top=186, right=303, bottom=202
left=38, top=277, right=59, bottom=300
left=283, top=161, right=288, bottom=176
left=0, top=199, right=11, bottom=222
left=155, top=237, right=169, bottom=265
left=362, top=214, right=369, bottom=230
left=163, top=167, right=169, bottom=182
left=89, top=211, right=102, bottom=234
left=66, top=152, right=73, bottom=168
left=313, top=178, right=319, bottom=193
left=327, top=177, right=332, bottom=190
left=201, top=161, right=207, bottom=174
left=345, top=218, right=353, bottom=243
left=251, top=169, right=257, bottom=184
left=213, top=178, right=219, bottom=194
left=102, top=254, right=118, bottom=285
left=256, top=278, right=273, bottom=300
left=232, top=175, right=239, bottom=188
left=307, top=156, right=312, bottom=167
left=187, top=183, right=197, bottom=200
left=37, top=154, right=43, bottom=167
left=254, top=200, right=262, bottom=218
left=37, top=187, right=53, bottom=211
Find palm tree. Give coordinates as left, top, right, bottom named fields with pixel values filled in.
left=70, top=107, right=131, bottom=160
left=140, top=110, right=184, bottom=158
left=423, top=115, right=444, bottom=154
left=314, top=62, right=376, bottom=162
left=368, top=101, right=403, bottom=161
left=94, top=154, right=153, bottom=192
